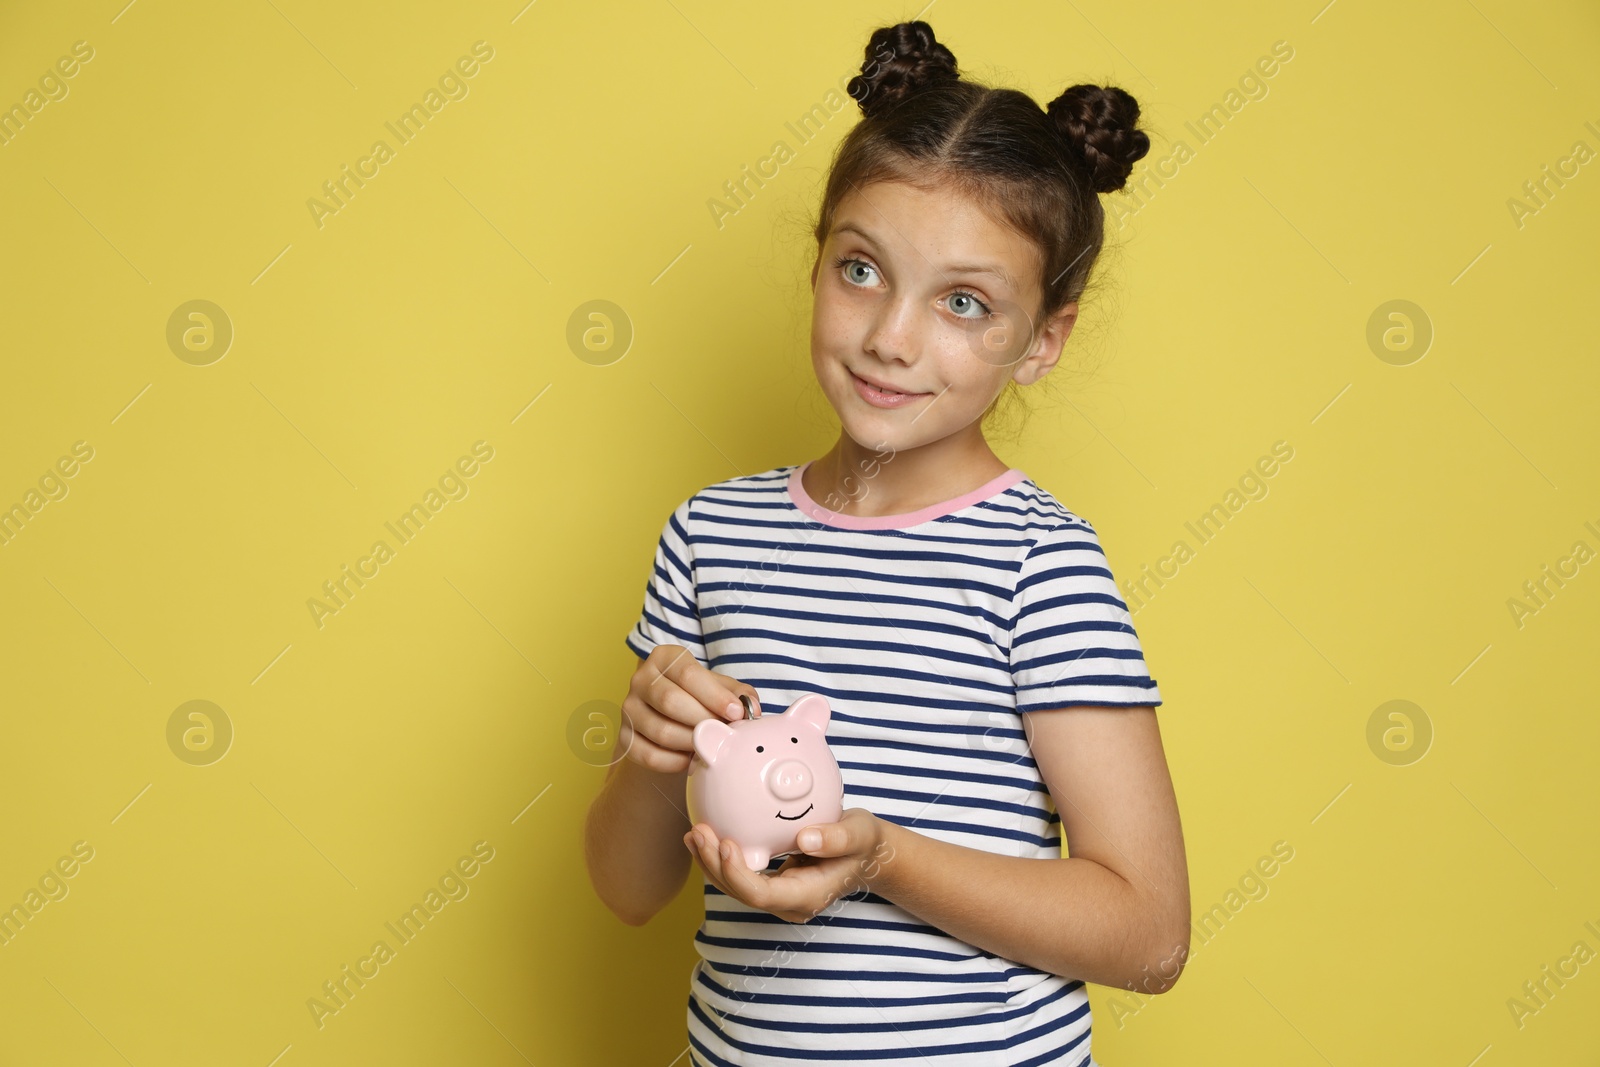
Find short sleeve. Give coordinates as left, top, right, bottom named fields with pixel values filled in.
left=623, top=496, right=708, bottom=667
left=1009, top=519, right=1163, bottom=712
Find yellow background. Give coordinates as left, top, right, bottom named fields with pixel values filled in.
left=1, top=0, right=1596, bottom=1063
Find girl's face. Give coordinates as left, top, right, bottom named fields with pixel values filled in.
left=809, top=179, right=1076, bottom=456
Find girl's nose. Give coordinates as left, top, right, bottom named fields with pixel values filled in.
left=863, top=301, right=923, bottom=363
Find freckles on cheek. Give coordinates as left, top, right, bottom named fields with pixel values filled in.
left=815, top=290, right=852, bottom=332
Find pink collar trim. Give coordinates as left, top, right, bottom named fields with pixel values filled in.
left=787, top=460, right=1027, bottom=531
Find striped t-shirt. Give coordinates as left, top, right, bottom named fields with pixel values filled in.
left=624, top=460, right=1163, bottom=1067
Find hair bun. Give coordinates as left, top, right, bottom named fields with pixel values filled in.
left=1046, top=84, right=1151, bottom=194
left=847, top=21, right=959, bottom=120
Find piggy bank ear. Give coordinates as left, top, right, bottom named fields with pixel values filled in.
left=692, top=718, right=735, bottom=766
left=784, top=694, right=832, bottom=734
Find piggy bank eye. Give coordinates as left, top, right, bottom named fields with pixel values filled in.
left=790, top=737, right=798, bottom=743
left=755, top=745, right=763, bottom=753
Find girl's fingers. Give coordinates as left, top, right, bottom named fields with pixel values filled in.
left=709, top=839, right=770, bottom=905
left=661, top=655, right=761, bottom=723
left=689, top=826, right=753, bottom=896
left=619, top=721, right=690, bottom=774
left=656, top=680, right=737, bottom=731
left=687, top=829, right=732, bottom=893
left=629, top=677, right=734, bottom=765
left=623, top=695, right=696, bottom=754
left=629, top=649, right=762, bottom=781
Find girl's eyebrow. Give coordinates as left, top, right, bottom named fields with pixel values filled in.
left=832, top=222, right=1018, bottom=293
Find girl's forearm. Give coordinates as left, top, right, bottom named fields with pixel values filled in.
left=583, top=757, right=694, bottom=926
left=868, top=818, right=1187, bottom=993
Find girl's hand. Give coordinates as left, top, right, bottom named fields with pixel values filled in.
left=683, top=808, right=894, bottom=924
left=620, top=645, right=762, bottom=775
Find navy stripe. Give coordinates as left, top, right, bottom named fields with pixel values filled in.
left=707, top=635, right=1010, bottom=675
left=703, top=909, right=942, bottom=936
left=833, top=759, right=1045, bottom=795
left=709, top=655, right=1019, bottom=700
left=1015, top=673, right=1162, bottom=694
left=697, top=961, right=1013, bottom=985
left=696, top=967, right=1013, bottom=1008
left=827, top=734, right=1039, bottom=773
left=692, top=980, right=1079, bottom=1036
left=844, top=781, right=1050, bottom=821
left=687, top=985, right=1085, bottom=1059
left=699, top=572, right=1018, bottom=624
left=705, top=606, right=1006, bottom=649
left=695, top=930, right=984, bottom=963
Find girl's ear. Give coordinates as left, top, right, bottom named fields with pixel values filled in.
left=784, top=694, right=832, bottom=734
left=693, top=718, right=735, bottom=765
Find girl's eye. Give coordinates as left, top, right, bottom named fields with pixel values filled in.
left=834, top=254, right=877, bottom=287
left=832, top=255, right=993, bottom=318
left=945, top=290, right=992, bottom=319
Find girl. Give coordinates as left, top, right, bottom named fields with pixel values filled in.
left=585, top=20, right=1188, bottom=1067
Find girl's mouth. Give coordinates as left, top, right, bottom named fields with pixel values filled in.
left=850, top=370, right=930, bottom=409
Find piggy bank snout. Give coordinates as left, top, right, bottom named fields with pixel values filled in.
left=767, top=760, right=814, bottom=801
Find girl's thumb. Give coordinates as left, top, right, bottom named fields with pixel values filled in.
left=735, top=687, right=762, bottom=718
left=720, top=687, right=761, bottom=721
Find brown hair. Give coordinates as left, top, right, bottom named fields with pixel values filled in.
left=812, top=21, right=1151, bottom=433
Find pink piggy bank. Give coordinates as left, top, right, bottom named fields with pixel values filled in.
left=686, top=693, right=845, bottom=871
